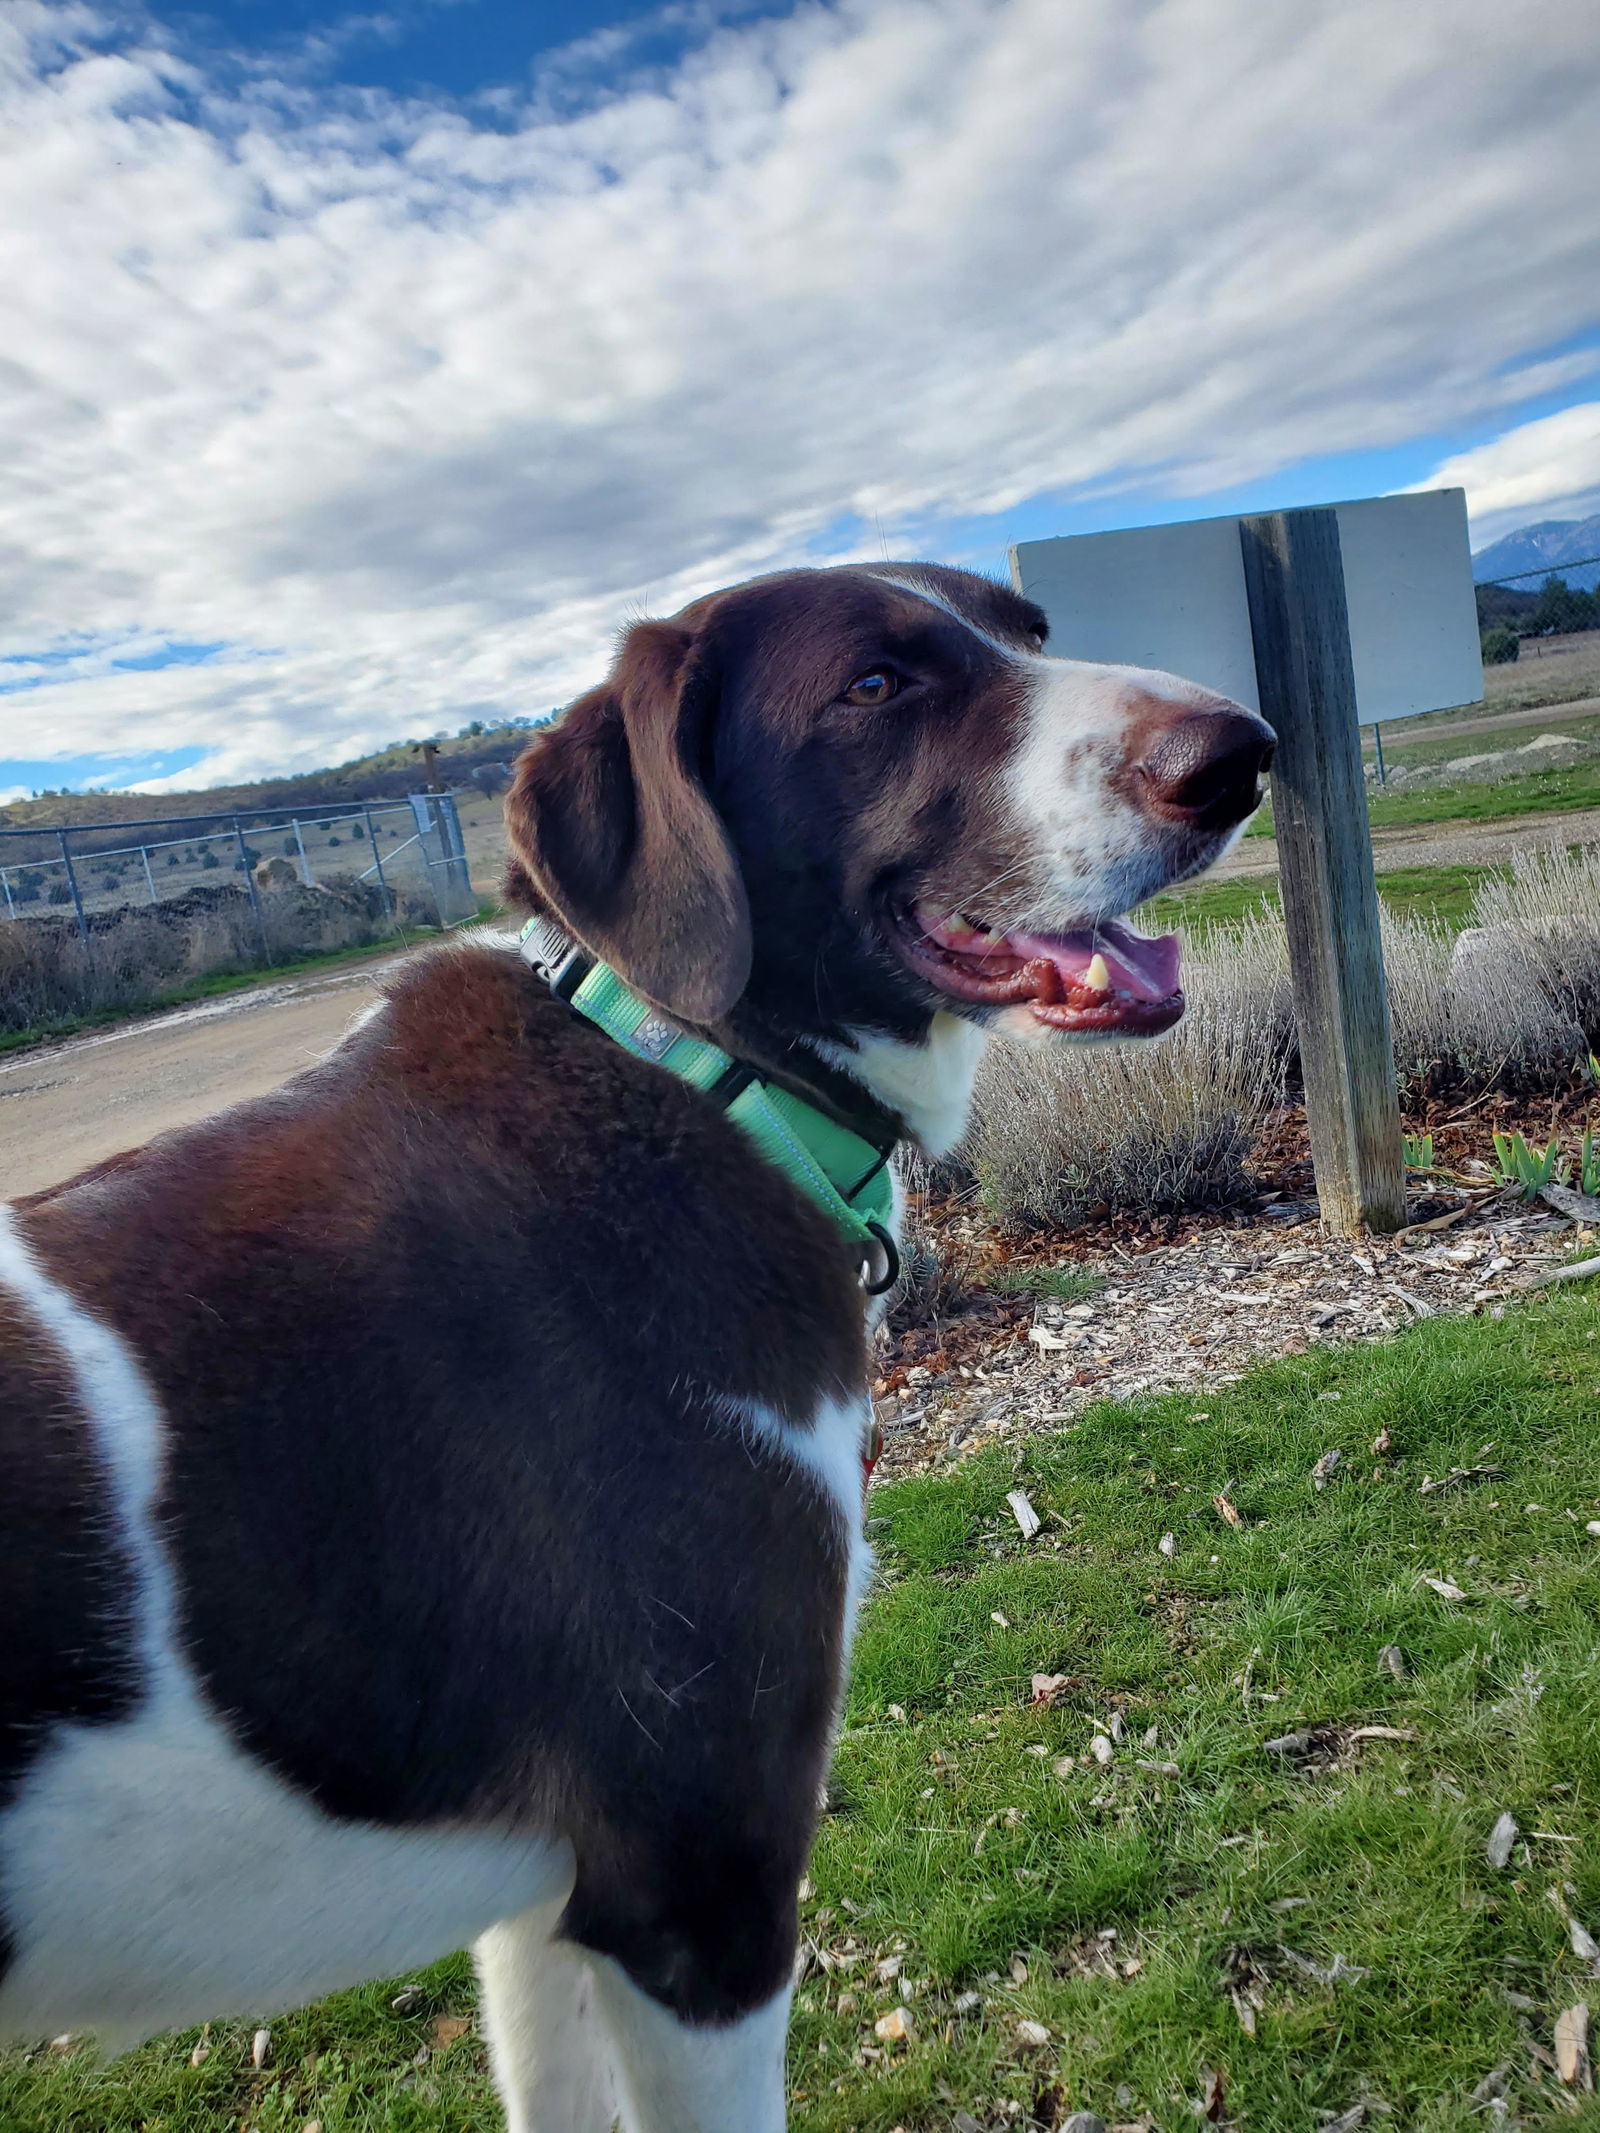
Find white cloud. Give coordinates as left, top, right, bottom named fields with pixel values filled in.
left=2, top=0, right=1600, bottom=786
left=1414, top=401, right=1600, bottom=546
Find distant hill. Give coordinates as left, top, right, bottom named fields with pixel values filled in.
left=0, top=716, right=547, bottom=842
left=1472, top=515, right=1600, bottom=592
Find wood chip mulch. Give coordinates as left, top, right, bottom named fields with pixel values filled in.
left=872, top=1101, right=1599, bottom=1482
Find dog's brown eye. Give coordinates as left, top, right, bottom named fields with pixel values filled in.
left=843, top=669, right=898, bottom=706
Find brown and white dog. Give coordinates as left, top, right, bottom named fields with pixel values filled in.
left=0, top=564, right=1271, bottom=2129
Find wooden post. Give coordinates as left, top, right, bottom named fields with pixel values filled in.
left=1238, top=508, right=1407, bottom=1235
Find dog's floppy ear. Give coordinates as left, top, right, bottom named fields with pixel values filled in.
left=504, top=618, right=752, bottom=1023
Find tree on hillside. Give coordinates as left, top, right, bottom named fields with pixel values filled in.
left=1530, top=574, right=1599, bottom=637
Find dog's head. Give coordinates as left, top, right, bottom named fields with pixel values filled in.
left=504, top=563, right=1272, bottom=1136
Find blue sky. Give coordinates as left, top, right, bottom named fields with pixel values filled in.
left=143, top=0, right=765, bottom=102
left=2, top=0, right=1598, bottom=798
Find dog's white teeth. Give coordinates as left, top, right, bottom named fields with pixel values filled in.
left=1083, top=952, right=1112, bottom=993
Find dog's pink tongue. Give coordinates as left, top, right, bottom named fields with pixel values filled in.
left=1006, top=922, right=1181, bottom=1003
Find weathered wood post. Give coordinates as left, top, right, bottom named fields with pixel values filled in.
left=1238, top=507, right=1407, bottom=1235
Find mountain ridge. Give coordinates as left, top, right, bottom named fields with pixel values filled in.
left=1472, top=515, right=1600, bottom=592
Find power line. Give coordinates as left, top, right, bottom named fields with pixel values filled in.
left=1477, top=551, right=1600, bottom=588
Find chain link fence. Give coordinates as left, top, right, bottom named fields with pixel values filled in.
left=0, top=791, right=478, bottom=1038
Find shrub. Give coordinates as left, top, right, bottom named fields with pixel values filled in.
left=1481, top=626, right=1520, bottom=664
left=1466, top=841, right=1600, bottom=1053
left=0, top=875, right=416, bottom=1037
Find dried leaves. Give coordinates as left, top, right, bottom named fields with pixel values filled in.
left=1422, top=1575, right=1468, bottom=1601
left=1555, top=2003, right=1591, bottom=2088
left=1311, top=1449, right=1342, bottom=1490
left=1486, top=1811, right=1519, bottom=1869
left=1029, top=1673, right=1075, bottom=1707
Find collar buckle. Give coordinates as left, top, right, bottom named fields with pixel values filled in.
left=520, top=915, right=593, bottom=1003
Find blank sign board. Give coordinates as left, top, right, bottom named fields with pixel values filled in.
left=1009, top=489, right=1482, bottom=724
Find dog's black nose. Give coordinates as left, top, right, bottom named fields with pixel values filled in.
left=1137, top=707, right=1276, bottom=829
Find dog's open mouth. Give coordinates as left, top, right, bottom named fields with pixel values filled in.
left=889, top=900, right=1184, bottom=1036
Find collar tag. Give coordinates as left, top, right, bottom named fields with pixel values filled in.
left=631, top=1012, right=680, bottom=1063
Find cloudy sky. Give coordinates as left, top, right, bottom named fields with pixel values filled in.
left=3, top=0, right=1599, bottom=798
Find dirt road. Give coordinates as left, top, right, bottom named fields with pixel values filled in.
left=0, top=953, right=413, bottom=1201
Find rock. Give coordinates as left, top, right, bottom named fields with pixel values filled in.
left=1015, top=2017, right=1051, bottom=2048
left=251, top=2028, right=272, bottom=2069
left=874, top=2005, right=914, bottom=2043
left=1061, top=2115, right=1109, bottom=2133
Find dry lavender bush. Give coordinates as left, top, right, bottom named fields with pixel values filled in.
left=968, top=843, right=1600, bottom=1230
left=0, top=876, right=431, bottom=1037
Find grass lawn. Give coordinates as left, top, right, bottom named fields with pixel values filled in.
left=1367, top=716, right=1600, bottom=776
left=1247, top=762, right=1600, bottom=841
left=6, top=1296, right=1600, bottom=2130
left=1141, top=862, right=1494, bottom=936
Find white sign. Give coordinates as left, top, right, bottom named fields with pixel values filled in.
left=1009, top=488, right=1482, bottom=724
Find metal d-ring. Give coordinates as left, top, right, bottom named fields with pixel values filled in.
left=859, top=1219, right=901, bottom=1296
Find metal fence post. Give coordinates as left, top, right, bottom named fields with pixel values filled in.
left=141, top=846, right=159, bottom=904
left=292, top=817, right=312, bottom=886
left=363, top=805, right=398, bottom=932
left=1239, top=507, right=1407, bottom=1236
left=434, top=792, right=474, bottom=921
left=56, top=828, right=90, bottom=946
left=233, top=814, right=270, bottom=959
left=1372, top=721, right=1387, bottom=785
left=1, top=870, right=13, bottom=920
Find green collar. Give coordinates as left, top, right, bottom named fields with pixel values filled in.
left=519, top=917, right=900, bottom=1292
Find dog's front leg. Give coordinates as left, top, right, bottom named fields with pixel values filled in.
left=476, top=1901, right=621, bottom=2133
left=586, top=1957, right=789, bottom=2133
